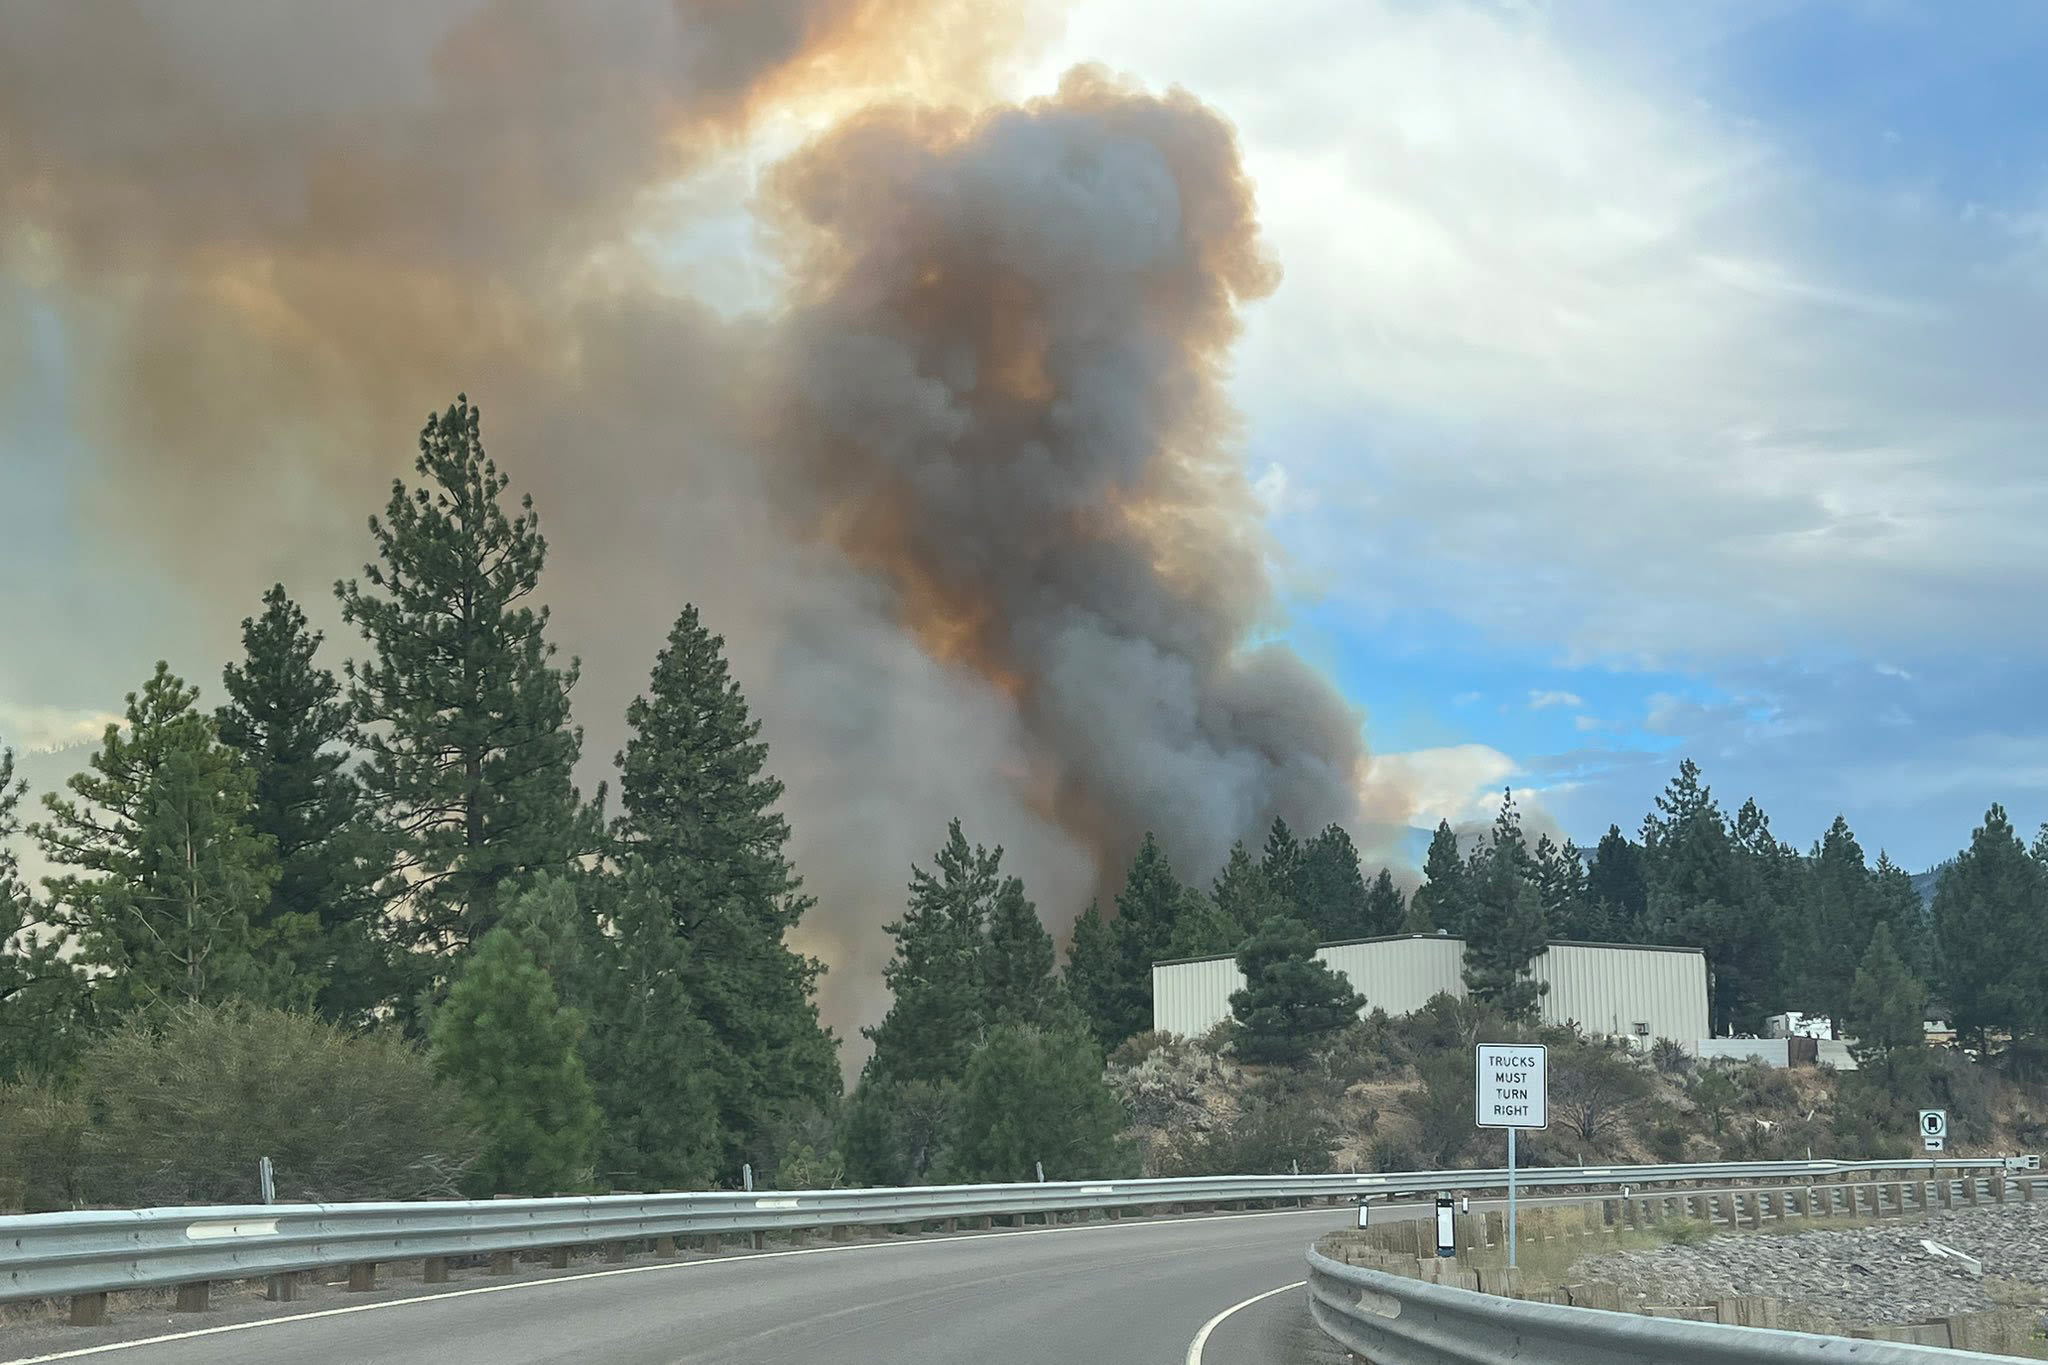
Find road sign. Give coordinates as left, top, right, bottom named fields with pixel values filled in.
left=1921, top=1109, right=1948, bottom=1152
left=1476, top=1044, right=1549, bottom=1129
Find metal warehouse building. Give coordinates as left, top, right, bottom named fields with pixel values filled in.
left=1152, top=933, right=1710, bottom=1047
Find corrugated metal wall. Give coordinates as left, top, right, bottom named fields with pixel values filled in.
left=1151, top=935, right=1710, bottom=1045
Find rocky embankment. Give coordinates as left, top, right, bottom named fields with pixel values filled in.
left=1579, top=1202, right=2048, bottom=1329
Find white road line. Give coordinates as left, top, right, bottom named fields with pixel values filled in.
left=1183, top=1280, right=1305, bottom=1365
left=3, top=1204, right=1340, bottom=1364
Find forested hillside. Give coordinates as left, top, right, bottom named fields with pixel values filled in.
left=5, top=400, right=2046, bottom=1211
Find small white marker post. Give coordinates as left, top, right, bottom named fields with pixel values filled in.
left=1475, top=1043, right=1549, bottom=1269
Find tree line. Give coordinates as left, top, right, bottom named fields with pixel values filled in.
left=5, top=396, right=2043, bottom=1202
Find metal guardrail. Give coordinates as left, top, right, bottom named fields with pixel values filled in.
left=0, top=1156, right=2027, bottom=1306
left=1304, top=1245, right=2027, bottom=1363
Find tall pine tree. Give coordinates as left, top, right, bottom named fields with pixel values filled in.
left=982, top=876, right=1061, bottom=1029
left=337, top=397, right=589, bottom=971
left=1585, top=825, right=1647, bottom=941
left=1932, top=804, right=2047, bottom=1048
left=1298, top=824, right=1370, bottom=939
left=1460, top=792, right=1549, bottom=1021
left=612, top=603, right=837, bottom=1167
left=34, top=664, right=283, bottom=1013
left=1640, top=761, right=1764, bottom=1034
left=1063, top=902, right=1121, bottom=1048
left=864, top=820, right=1001, bottom=1086
left=1409, top=821, right=1469, bottom=933
left=217, top=584, right=388, bottom=1024
left=1104, top=833, right=1189, bottom=1047
left=1362, top=867, right=1406, bottom=937
left=1259, top=818, right=1305, bottom=919
left=1804, top=815, right=1878, bottom=1028
left=1229, top=914, right=1366, bottom=1064
left=1212, top=841, right=1285, bottom=935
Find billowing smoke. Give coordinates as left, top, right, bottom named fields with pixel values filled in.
left=1, top=2, right=1406, bottom=1051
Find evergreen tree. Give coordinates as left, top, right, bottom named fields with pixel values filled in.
left=1409, top=821, right=1469, bottom=933
left=946, top=1020, right=1128, bottom=1182
left=612, top=603, right=837, bottom=1169
left=1844, top=923, right=1930, bottom=1096
left=217, top=584, right=389, bottom=1024
left=1063, top=902, right=1121, bottom=1048
left=432, top=926, right=599, bottom=1196
left=865, top=820, right=1000, bottom=1086
left=1869, top=852, right=1933, bottom=984
left=585, top=868, right=721, bottom=1190
left=1727, top=796, right=1804, bottom=1015
left=982, top=876, right=1060, bottom=1028
left=1164, top=891, right=1243, bottom=960
left=1104, top=834, right=1188, bottom=1047
left=33, top=664, right=283, bottom=1013
left=336, top=397, right=589, bottom=968
left=1211, top=841, right=1285, bottom=935
left=841, top=1077, right=956, bottom=1186
left=1804, top=815, right=1877, bottom=1028
left=1259, top=818, right=1305, bottom=919
left=1298, top=823, right=1370, bottom=939
left=1460, top=793, right=1549, bottom=1021
left=1585, top=825, right=1647, bottom=941
left=0, top=743, right=91, bottom=1082
left=1932, top=804, right=2048, bottom=1048
left=1362, top=867, right=1406, bottom=937
left=1640, top=761, right=1764, bottom=1034
left=1228, top=914, right=1366, bottom=1065
left=1533, top=834, right=1596, bottom=939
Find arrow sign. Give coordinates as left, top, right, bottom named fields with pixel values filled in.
left=1921, top=1109, right=1948, bottom=1151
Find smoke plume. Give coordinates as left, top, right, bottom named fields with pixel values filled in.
left=2, top=2, right=1406, bottom=1050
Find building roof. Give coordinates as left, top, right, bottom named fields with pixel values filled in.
left=1154, top=931, right=1709, bottom=970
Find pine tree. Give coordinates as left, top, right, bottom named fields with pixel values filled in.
left=33, top=664, right=283, bottom=1013
left=1362, top=868, right=1406, bottom=937
left=946, top=1019, right=1128, bottom=1182
left=1932, top=804, right=2048, bottom=1048
left=1844, top=922, right=1930, bottom=1096
left=1063, top=901, right=1121, bottom=1048
left=1727, top=796, right=1803, bottom=1015
left=1533, top=834, right=1596, bottom=939
left=1228, top=914, right=1366, bottom=1065
left=1804, top=815, right=1878, bottom=1028
left=1259, top=818, right=1305, bottom=918
left=1460, top=792, right=1549, bottom=1021
left=841, top=1078, right=956, bottom=1186
left=865, top=820, right=1001, bottom=1086
left=0, top=743, right=91, bottom=1082
left=217, top=584, right=389, bottom=1024
left=336, top=397, right=589, bottom=970
left=1585, top=825, right=1647, bottom=941
left=1212, top=841, right=1285, bottom=935
left=1640, top=761, right=1763, bottom=1033
left=432, top=926, right=600, bottom=1196
left=1409, top=821, right=1469, bottom=933
left=1164, top=891, right=1243, bottom=960
left=585, top=868, right=721, bottom=1190
left=1869, top=852, right=1933, bottom=985
left=612, top=603, right=837, bottom=1169
left=1104, top=833, right=1188, bottom=1047
left=1298, top=824, right=1370, bottom=939
left=982, top=876, right=1060, bottom=1028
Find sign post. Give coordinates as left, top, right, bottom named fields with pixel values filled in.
left=1476, top=1043, right=1549, bottom=1268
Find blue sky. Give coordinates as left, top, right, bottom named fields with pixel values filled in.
left=7, top=1, right=2048, bottom=880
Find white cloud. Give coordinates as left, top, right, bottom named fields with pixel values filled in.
left=1032, top=2, right=2048, bottom=671
left=1574, top=714, right=1602, bottom=732
left=1529, top=689, right=1583, bottom=710
left=1362, top=742, right=1518, bottom=830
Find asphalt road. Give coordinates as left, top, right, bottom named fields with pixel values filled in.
left=2, top=1207, right=1361, bottom=1365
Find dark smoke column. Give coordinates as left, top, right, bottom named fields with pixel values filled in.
left=762, top=66, right=1373, bottom=886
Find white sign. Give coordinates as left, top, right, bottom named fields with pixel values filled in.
left=1921, top=1109, right=1948, bottom=1152
left=1475, top=1044, right=1549, bottom=1129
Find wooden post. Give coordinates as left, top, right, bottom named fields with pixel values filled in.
left=489, top=1251, right=517, bottom=1275
left=347, top=1262, right=376, bottom=1293
left=175, top=1281, right=211, bottom=1312
left=70, top=1292, right=109, bottom=1326
left=702, top=1234, right=721, bottom=1254
left=655, top=1235, right=677, bottom=1256
left=423, top=1258, right=449, bottom=1285
left=548, top=1247, right=571, bottom=1269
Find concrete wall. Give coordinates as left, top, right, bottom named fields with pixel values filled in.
left=1152, top=934, right=1711, bottom=1046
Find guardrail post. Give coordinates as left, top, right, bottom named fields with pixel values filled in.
left=1991, top=1175, right=2007, bottom=1203
left=751, top=1231, right=765, bottom=1250
left=1743, top=1193, right=1762, bottom=1230
left=1964, top=1176, right=1981, bottom=1206
left=829, top=1225, right=851, bottom=1242
left=347, top=1262, right=377, bottom=1292
left=1883, top=1182, right=1904, bottom=1217
left=423, top=1257, right=449, bottom=1285
left=549, top=1247, right=571, bottom=1269
left=489, top=1251, right=517, bottom=1275
left=655, top=1235, right=677, bottom=1256
left=175, top=1281, right=211, bottom=1312
left=69, top=1292, right=108, bottom=1326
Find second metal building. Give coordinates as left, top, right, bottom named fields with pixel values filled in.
left=1151, top=932, right=1710, bottom=1048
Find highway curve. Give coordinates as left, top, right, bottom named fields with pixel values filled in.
left=3, top=1206, right=1359, bottom=1365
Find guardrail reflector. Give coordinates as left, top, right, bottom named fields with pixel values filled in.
left=185, top=1220, right=279, bottom=1240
